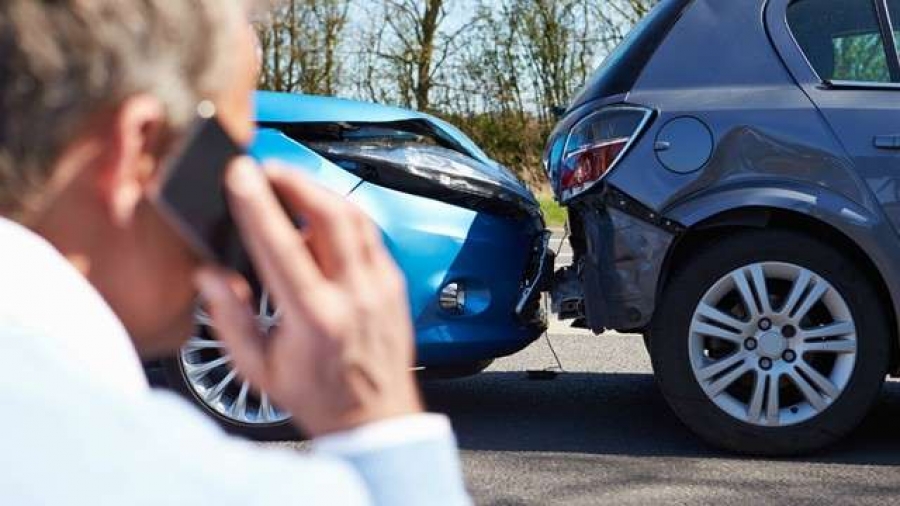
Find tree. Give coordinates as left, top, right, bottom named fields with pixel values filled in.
left=255, top=0, right=350, bottom=94
left=367, top=0, right=477, bottom=111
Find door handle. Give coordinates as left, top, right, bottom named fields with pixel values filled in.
left=874, top=135, right=900, bottom=149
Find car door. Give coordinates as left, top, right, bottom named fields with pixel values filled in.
left=782, top=0, right=900, bottom=227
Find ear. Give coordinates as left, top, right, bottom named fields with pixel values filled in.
left=94, top=95, right=167, bottom=226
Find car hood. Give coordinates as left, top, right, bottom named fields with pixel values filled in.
left=255, top=91, right=535, bottom=207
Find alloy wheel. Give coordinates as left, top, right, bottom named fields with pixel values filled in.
left=688, top=262, right=857, bottom=427
left=179, top=292, right=290, bottom=426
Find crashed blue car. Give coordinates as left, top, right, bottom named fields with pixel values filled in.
left=157, top=91, right=550, bottom=439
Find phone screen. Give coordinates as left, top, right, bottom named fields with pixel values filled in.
left=156, top=115, right=250, bottom=272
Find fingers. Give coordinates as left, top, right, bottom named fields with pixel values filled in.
left=265, top=165, right=370, bottom=282
left=224, top=158, right=322, bottom=306
left=195, top=267, right=270, bottom=390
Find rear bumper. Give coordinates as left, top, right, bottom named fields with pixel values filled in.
left=553, top=186, right=680, bottom=333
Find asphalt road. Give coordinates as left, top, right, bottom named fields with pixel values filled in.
left=423, top=331, right=900, bottom=505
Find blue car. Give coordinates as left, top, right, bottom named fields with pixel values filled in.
left=157, top=92, right=550, bottom=439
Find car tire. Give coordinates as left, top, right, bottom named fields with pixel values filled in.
left=161, top=356, right=300, bottom=441
left=650, top=229, right=889, bottom=455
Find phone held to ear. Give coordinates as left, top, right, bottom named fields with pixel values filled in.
left=153, top=105, right=251, bottom=273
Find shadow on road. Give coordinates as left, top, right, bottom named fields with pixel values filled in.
left=421, top=371, right=900, bottom=466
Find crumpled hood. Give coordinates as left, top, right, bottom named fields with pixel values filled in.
left=254, top=91, right=532, bottom=202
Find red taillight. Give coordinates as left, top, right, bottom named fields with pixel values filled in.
left=556, top=106, right=652, bottom=202
left=560, top=138, right=629, bottom=193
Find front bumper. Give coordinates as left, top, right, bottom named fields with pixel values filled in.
left=348, top=181, right=547, bottom=366
left=554, top=186, right=680, bottom=333
left=516, top=231, right=555, bottom=327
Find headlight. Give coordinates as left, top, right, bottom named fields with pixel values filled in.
left=312, top=143, right=539, bottom=219
left=559, top=106, right=653, bottom=202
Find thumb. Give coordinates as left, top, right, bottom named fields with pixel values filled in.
left=195, top=267, right=270, bottom=390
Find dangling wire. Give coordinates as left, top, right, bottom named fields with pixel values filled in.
left=528, top=221, right=569, bottom=379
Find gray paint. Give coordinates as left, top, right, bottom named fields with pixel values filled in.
left=580, top=204, right=674, bottom=331
left=654, top=116, right=714, bottom=173
left=546, top=0, right=900, bottom=346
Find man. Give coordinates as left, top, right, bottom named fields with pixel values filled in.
left=0, top=1, right=470, bottom=504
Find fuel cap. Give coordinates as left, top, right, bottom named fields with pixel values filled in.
left=654, top=116, right=714, bottom=174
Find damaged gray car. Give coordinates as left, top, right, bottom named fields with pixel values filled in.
left=545, top=0, right=900, bottom=454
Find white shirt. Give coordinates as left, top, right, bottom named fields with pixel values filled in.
left=0, top=218, right=469, bottom=505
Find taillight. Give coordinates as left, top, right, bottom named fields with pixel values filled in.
left=559, top=106, right=652, bottom=201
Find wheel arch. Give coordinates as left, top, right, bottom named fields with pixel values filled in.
left=660, top=190, right=900, bottom=373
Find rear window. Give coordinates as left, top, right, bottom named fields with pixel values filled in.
left=788, top=0, right=899, bottom=83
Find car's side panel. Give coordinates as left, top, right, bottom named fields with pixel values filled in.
left=607, top=0, right=851, bottom=213
left=766, top=0, right=900, bottom=237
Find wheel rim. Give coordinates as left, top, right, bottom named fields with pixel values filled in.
left=688, top=262, right=857, bottom=427
left=179, top=291, right=290, bottom=426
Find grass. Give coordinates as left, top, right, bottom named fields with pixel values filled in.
left=538, top=195, right=568, bottom=228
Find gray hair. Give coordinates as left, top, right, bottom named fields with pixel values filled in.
left=0, top=0, right=250, bottom=217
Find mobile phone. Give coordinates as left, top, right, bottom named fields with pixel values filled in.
left=153, top=109, right=250, bottom=272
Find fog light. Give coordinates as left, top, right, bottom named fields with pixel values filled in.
left=439, top=282, right=466, bottom=314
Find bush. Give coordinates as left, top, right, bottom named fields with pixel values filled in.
left=439, top=111, right=551, bottom=193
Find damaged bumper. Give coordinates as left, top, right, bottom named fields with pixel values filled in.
left=516, top=231, right=555, bottom=327
left=551, top=186, right=682, bottom=333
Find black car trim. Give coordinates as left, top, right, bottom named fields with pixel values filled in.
left=875, top=0, right=900, bottom=81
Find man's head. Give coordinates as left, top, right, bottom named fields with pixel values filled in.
left=0, top=1, right=261, bottom=356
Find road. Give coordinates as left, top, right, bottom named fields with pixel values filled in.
left=423, top=332, right=900, bottom=505
left=420, top=232, right=900, bottom=505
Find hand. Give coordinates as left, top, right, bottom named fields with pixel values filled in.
left=195, top=157, right=422, bottom=437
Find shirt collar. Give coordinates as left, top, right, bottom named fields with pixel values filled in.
left=0, top=217, right=149, bottom=396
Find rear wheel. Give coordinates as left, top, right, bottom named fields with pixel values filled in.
left=161, top=291, right=298, bottom=441
left=650, top=230, right=889, bottom=455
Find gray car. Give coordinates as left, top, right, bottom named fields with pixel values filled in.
left=545, top=0, right=900, bottom=455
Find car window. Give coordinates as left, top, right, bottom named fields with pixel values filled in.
left=788, top=0, right=894, bottom=82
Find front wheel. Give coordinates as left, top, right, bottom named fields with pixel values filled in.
left=650, top=230, right=889, bottom=455
left=161, top=291, right=298, bottom=441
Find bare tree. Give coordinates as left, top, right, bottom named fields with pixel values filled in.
left=256, top=0, right=350, bottom=94
left=507, top=0, right=600, bottom=122
left=370, top=0, right=477, bottom=111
